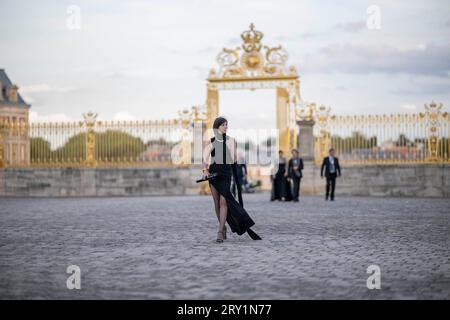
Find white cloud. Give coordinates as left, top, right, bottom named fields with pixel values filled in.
left=334, top=21, right=366, bottom=33
left=112, top=112, right=137, bottom=121
left=20, top=84, right=77, bottom=105
left=21, top=84, right=76, bottom=94
left=20, top=84, right=51, bottom=93
left=401, top=104, right=417, bottom=111
left=301, top=43, right=450, bottom=76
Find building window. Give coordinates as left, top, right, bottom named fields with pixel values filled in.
left=6, top=85, right=18, bottom=102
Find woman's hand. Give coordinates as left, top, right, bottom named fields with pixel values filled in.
left=202, top=169, right=210, bottom=179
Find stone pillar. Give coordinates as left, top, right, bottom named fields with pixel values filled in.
left=297, top=119, right=321, bottom=195
left=297, top=119, right=315, bottom=161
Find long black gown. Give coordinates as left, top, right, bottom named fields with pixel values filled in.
left=271, top=159, right=292, bottom=201
left=208, top=135, right=261, bottom=240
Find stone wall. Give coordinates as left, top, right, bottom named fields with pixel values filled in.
left=0, top=166, right=200, bottom=197
left=299, top=162, right=450, bottom=198
left=0, top=164, right=448, bottom=197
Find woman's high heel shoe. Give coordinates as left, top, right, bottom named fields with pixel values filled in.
left=216, top=231, right=224, bottom=243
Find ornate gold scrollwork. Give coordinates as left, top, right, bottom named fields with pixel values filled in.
left=315, top=105, right=334, bottom=164
left=298, top=102, right=316, bottom=122
left=176, top=105, right=208, bottom=166
left=300, top=103, right=335, bottom=165
left=82, top=111, right=98, bottom=167
left=178, top=105, right=207, bottom=128
left=210, top=24, right=296, bottom=79
left=264, top=45, right=288, bottom=75
left=419, top=101, right=447, bottom=162
left=217, top=48, right=243, bottom=77
left=240, top=23, right=263, bottom=52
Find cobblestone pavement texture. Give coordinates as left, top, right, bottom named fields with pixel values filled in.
left=0, top=193, right=449, bottom=299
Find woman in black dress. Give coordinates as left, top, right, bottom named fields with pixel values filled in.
left=202, top=117, right=261, bottom=243
left=271, top=150, right=292, bottom=201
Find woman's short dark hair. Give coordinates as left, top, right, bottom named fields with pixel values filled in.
left=213, top=117, right=228, bottom=129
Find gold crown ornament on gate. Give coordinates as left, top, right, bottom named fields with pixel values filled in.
left=210, top=23, right=296, bottom=78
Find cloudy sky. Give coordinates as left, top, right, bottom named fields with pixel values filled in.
left=1, top=0, right=449, bottom=131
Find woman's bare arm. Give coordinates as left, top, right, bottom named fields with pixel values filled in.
left=202, top=142, right=212, bottom=173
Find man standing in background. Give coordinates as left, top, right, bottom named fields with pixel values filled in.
left=320, top=148, right=341, bottom=201
left=287, top=149, right=303, bottom=202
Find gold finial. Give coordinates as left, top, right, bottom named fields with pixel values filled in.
left=240, top=23, right=264, bottom=52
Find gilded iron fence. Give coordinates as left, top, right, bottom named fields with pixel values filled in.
left=0, top=112, right=190, bottom=168
left=312, top=102, right=449, bottom=165
left=1, top=102, right=449, bottom=168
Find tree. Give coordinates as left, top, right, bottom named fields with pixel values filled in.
left=30, top=130, right=146, bottom=163
left=30, top=137, right=52, bottom=162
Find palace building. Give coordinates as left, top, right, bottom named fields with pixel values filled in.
left=0, top=69, right=31, bottom=166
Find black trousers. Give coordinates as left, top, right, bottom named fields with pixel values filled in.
left=325, top=173, right=337, bottom=199
left=291, top=176, right=301, bottom=201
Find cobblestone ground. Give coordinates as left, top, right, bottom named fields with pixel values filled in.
left=0, top=193, right=449, bottom=299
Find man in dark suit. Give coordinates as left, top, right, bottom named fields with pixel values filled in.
left=287, top=149, right=304, bottom=202
left=320, top=148, right=341, bottom=201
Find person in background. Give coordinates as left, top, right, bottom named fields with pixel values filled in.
left=287, top=149, right=304, bottom=202
left=232, top=153, right=248, bottom=195
left=320, top=148, right=341, bottom=201
left=271, top=150, right=292, bottom=201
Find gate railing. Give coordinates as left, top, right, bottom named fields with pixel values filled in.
left=1, top=102, right=449, bottom=168
left=0, top=106, right=207, bottom=168
left=309, top=101, right=449, bottom=165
